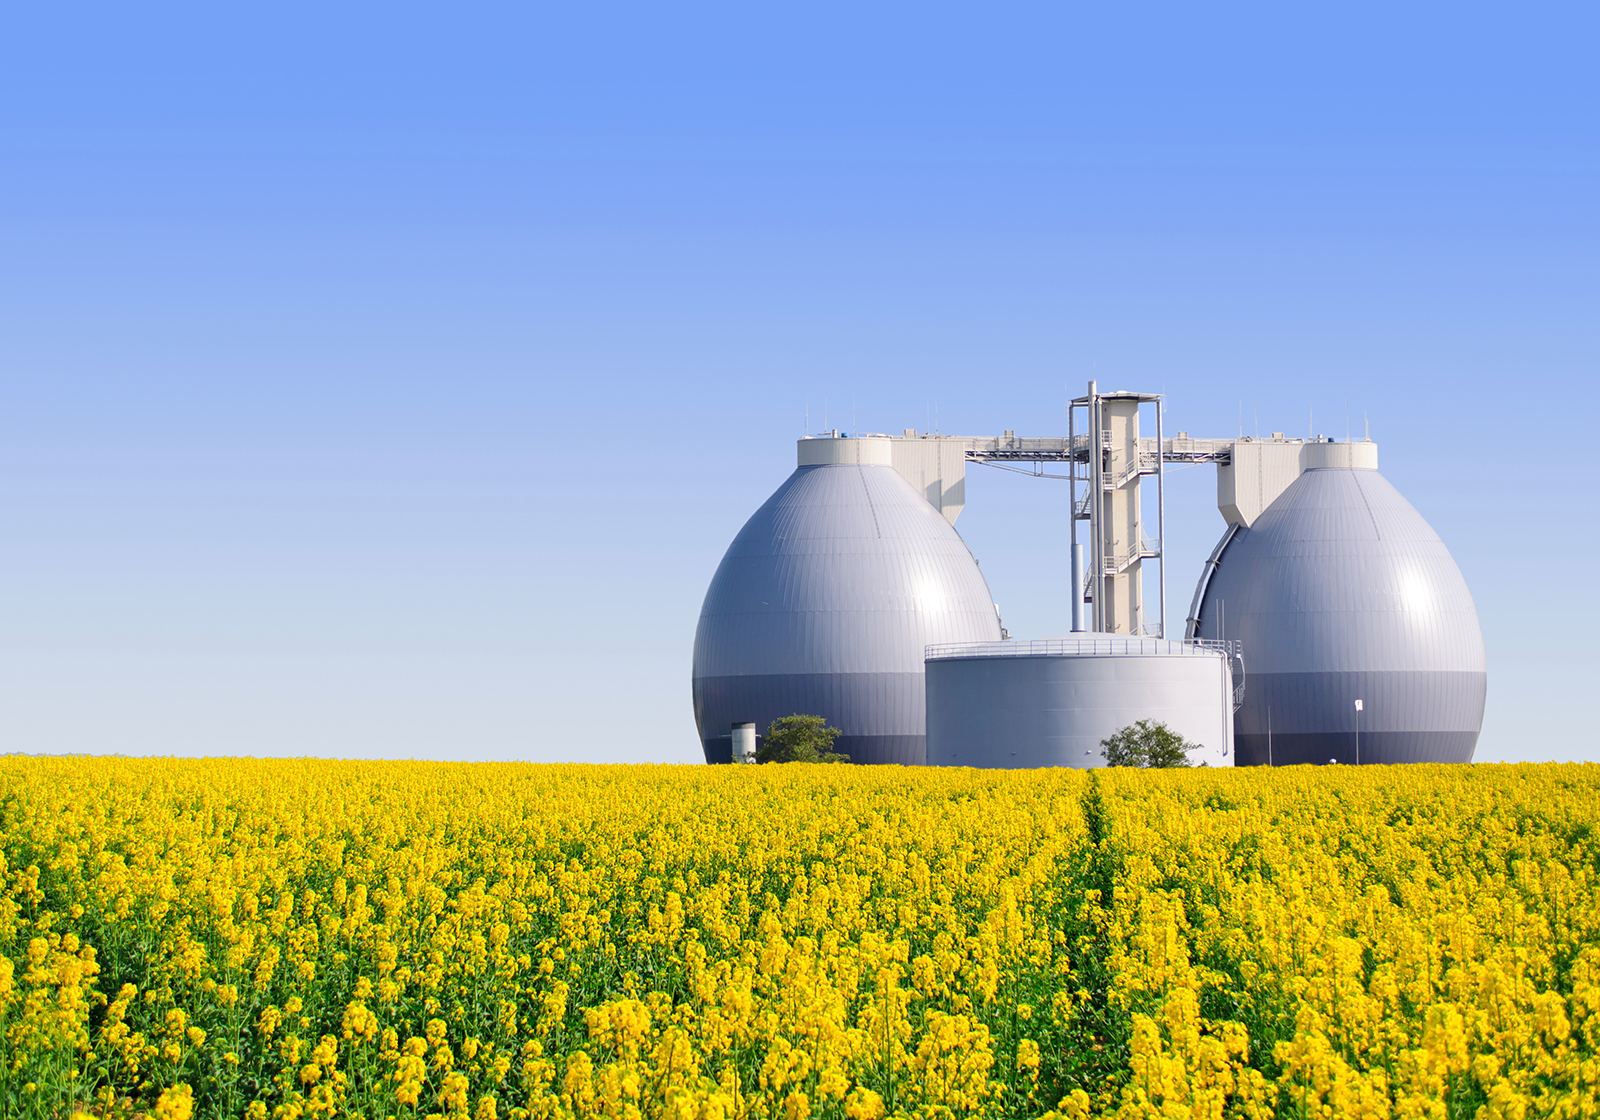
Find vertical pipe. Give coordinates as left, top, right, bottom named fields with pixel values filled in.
left=1071, top=542, right=1084, bottom=631
left=1217, top=651, right=1225, bottom=760
left=1087, top=380, right=1101, bottom=632
left=1155, top=394, right=1166, bottom=639
left=1069, top=396, right=1081, bottom=632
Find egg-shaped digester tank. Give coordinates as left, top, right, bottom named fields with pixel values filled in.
left=693, top=437, right=1002, bottom=765
left=1194, top=453, right=1485, bottom=765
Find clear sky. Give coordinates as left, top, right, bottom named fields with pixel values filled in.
left=4, top=4, right=1595, bottom=763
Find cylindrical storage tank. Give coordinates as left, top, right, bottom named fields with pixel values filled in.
left=1194, top=460, right=1485, bottom=765
left=731, top=723, right=757, bottom=763
left=693, top=437, right=1002, bottom=765
left=926, top=638, right=1237, bottom=768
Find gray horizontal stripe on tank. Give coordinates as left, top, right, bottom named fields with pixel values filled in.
left=1235, top=730, right=1479, bottom=766
left=1234, top=670, right=1486, bottom=734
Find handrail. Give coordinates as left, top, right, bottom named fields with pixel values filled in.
left=1183, top=523, right=1240, bottom=640
left=926, top=637, right=1241, bottom=660
left=1102, top=459, right=1146, bottom=490
left=1101, top=535, right=1160, bottom=575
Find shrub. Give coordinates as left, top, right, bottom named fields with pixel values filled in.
left=755, top=714, right=849, bottom=763
left=1100, top=718, right=1197, bottom=768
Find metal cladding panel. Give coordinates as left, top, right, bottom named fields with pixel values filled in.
left=704, top=734, right=923, bottom=767
left=695, top=671, right=924, bottom=742
left=1234, top=670, right=1484, bottom=766
left=1237, top=731, right=1481, bottom=767
left=1196, top=467, right=1486, bottom=764
left=926, top=651, right=1234, bottom=769
left=693, top=463, right=1001, bottom=764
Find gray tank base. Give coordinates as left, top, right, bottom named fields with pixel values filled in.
left=1234, top=668, right=1485, bottom=766
left=694, top=669, right=928, bottom=765
left=1235, top=731, right=1481, bottom=767
left=703, top=732, right=924, bottom=766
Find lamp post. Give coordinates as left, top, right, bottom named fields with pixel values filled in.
left=1354, top=699, right=1363, bottom=765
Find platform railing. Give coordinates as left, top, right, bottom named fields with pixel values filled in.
left=926, top=637, right=1241, bottom=660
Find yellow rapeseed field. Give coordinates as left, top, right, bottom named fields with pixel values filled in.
left=1, top=759, right=1596, bottom=1120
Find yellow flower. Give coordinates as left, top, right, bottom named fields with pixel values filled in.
left=155, top=1083, right=193, bottom=1120
left=843, top=1088, right=884, bottom=1120
left=8, top=754, right=1600, bottom=1120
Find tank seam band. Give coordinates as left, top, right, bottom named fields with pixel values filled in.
left=1354, top=471, right=1381, bottom=539
left=858, top=466, right=882, bottom=539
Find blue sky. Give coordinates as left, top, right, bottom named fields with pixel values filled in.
left=4, top=3, right=1595, bottom=762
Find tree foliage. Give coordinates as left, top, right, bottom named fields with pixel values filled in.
left=1101, top=718, right=1198, bottom=768
left=756, top=714, right=849, bottom=764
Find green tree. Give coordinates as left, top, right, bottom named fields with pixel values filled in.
left=1100, top=719, right=1198, bottom=768
left=756, top=715, right=849, bottom=764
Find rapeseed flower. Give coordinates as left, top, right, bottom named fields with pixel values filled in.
left=0, top=758, right=1596, bottom=1117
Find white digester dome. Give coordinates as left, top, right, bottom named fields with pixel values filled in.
left=1196, top=465, right=1485, bottom=765
left=693, top=447, right=1001, bottom=764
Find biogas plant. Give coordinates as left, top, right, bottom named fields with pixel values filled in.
left=692, top=383, right=1486, bottom=768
